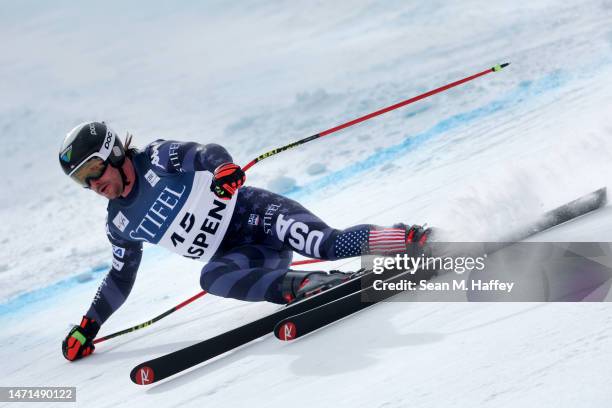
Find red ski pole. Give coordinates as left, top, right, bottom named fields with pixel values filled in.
left=93, top=258, right=327, bottom=344
left=242, top=63, right=509, bottom=172
left=93, top=291, right=207, bottom=344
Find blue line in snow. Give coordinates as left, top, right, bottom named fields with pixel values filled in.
left=286, top=70, right=567, bottom=201
left=0, top=70, right=568, bottom=317
left=0, top=265, right=109, bottom=318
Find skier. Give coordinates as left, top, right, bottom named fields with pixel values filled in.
left=60, top=121, right=432, bottom=361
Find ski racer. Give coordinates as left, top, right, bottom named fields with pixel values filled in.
left=59, top=121, right=432, bottom=361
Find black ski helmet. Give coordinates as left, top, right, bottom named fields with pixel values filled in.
left=59, top=121, right=126, bottom=185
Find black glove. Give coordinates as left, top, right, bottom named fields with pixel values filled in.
left=62, top=316, right=100, bottom=361
left=212, top=162, right=246, bottom=200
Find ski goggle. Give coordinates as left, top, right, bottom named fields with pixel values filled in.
left=69, top=156, right=109, bottom=188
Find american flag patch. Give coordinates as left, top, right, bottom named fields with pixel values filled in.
left=368, top=228, right=406, bottom=254
left=248, top=214, right=260, bottom=226
left=333, top=229, right=369, bottom=258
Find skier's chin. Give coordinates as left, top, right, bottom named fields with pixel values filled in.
left=106, top=191, right=120, bottom=200
left=99, top=184, right=121, bottom=200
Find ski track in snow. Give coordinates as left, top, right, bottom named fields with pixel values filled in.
left=1, top=1, right=612, bottom=407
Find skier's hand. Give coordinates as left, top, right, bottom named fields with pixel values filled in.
left=62, top=316, right=100, bottom=361
left=212, top=162, right=246, bottom=200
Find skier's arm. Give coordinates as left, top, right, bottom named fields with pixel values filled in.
left=147, top=140, right=234, bottom=174
left=84, top=229, right=143, bottom=325
left=63, top=228, right=142, bottom=361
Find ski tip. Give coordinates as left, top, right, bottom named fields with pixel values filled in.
left=596, top=186, right=607, bottom=204
left=131, top=365, right=156, bottom=385
left=493, top=62, right=510, bottom=72
left=276, top=321, right=298, bottom=341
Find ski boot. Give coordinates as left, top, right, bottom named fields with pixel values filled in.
left=281, top=270, right=354, bottom=304
left=401, top=223, right=438, bottom=279
left=403, top=224, right=433, bottom=246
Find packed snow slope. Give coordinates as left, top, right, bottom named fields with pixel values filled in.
left=1, top=0, right=612, bottom=407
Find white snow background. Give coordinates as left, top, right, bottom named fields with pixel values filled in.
left=1, top=1, right=612, bottom=407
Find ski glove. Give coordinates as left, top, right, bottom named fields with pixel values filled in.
left=62, top=316, right=100, bottom=361
left=212, top=163, right=246, bottom=200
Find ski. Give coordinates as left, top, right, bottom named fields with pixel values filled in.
left=274, top=268, right=423, bottom=341
left=274, top=187, right=608, bottom=341
left=504, top=187, right=607, bottom=241
left=130, top=187, right=606, bottom=384
left=130, top=268, right=375, bottom=385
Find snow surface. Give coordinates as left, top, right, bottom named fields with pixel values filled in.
left=1, top=1, right=612, bottom=407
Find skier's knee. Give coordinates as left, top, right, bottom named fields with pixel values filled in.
left=199, top=271, right=214, bottom=292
